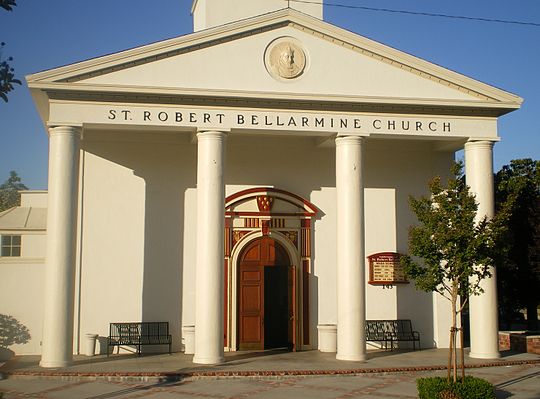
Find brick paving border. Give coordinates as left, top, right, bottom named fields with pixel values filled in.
left=2, top=358, right=539, bottom=382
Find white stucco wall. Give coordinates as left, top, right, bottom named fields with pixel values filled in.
left=20, top=234, right=46, bottom=258
left=0, top=261, right=45, bottom=356
left=75, top=133, right=196, bottom=353
left=69, top=132, right=453, bottom=354
left=20, top=191, right=48, bottom=208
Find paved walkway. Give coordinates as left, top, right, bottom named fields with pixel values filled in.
left=1, top=349, right=539, bottom=398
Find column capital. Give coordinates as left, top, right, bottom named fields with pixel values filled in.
left=196, top=129, right=230, bottom=138
left=464, top=140, right=495, bottom=150
left=335, top=135, right=365, bottom=146
left=47, top=125, right=82, bottom=138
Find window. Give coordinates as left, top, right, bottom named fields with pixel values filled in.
left=1, top=235, right=21, bottom=257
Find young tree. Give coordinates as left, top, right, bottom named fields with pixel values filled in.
left=401, top=162, right=504, bottom=382
left=495, top=159, right=540, bottom=330
left=0, top=170, right=28, bottom=211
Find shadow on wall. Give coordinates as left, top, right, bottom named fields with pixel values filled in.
left=82, top=134, right=196, bottom=354
left=135, top=142, right=196, bottom=354
left=0, top=314, right=31, bottom=360
left=395, top=184, right=435, bottom=349
left=140, top=176, right=188, bottom=353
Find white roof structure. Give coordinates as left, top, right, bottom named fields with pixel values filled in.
left=0, top=191, right=47, bottom=232
left=27, top=9, right=522, bottom=127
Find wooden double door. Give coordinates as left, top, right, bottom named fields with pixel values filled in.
left=238, top=237, right=295, bottom=350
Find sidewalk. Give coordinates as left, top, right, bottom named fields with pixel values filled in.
left=1, top=348, right=539, bottom=381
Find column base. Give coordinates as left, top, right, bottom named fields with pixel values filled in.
left=336, top=352, right=366, bottom=362
left=468, top=351, right=501, bottom=360
left=39, top=359, right=73, bottom=368
left=193, top=355, right=225, bottom=365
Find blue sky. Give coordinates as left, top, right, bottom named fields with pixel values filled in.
left=1, top=0, right=539, bottom=189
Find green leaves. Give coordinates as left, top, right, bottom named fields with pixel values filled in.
left=494, top=158, right=540, bottom=329
left=417, top=376, right=495, bottom=399
left=0, top=1, right=20, bottom=102
left=0, top=0, right=16, bottom=12
left=0, top=171, right=28, bottom=211
left=0, top=43, right=21, bottom=103
left=0, top=314, right=31, bottom=348
left=402, top=161, right=502, bottom=301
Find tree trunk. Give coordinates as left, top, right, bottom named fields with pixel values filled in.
left=450, top=294, right=458, bottom=382
left=447, top=328, right=453, bottom=381
left=460, top=325, right=465, bottom=380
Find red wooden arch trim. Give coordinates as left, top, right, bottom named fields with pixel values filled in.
left=225, top=187, right=319, bottom=216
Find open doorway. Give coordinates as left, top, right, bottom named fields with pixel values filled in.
left=238, top=236, right=294, bottom=350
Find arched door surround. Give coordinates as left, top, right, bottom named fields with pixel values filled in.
left=224, top=187, right=318, bottom=351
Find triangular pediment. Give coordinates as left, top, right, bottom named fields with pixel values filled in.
left=27, top=9, right=521, bottom=115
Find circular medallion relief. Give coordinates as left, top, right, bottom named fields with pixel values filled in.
left=265, top=37, right=307, bottom=81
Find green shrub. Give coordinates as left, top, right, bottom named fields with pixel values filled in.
left=417, top=376, right=495, bottom=399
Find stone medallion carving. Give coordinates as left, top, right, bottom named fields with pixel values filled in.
left=265, top=37, right=307, bottom=81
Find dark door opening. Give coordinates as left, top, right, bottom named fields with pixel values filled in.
left=264, top=265, right=289, bottom=349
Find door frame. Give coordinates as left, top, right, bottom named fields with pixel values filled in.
left=229, top=230, right=301, bottom=351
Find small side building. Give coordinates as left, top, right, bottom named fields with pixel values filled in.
left=0, top=191, right=47, bottom=356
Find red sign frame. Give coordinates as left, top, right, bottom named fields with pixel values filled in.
left=367, top=252, right=409, bottom=285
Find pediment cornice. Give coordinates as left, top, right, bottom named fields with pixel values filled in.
left=27, top=9, right=522, bottom=116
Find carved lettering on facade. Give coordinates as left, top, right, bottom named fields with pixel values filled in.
left=105, top=107, right=454, bottom=135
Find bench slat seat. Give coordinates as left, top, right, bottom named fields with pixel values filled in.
left=365, top=319, right=420, bottom=350
left=107, top=322, right=172, bottom=356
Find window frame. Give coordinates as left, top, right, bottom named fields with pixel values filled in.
left=1, top=234, right=22, bottom=257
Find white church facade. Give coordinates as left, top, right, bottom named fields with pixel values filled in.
left=1, top=0, right=522, bottom=367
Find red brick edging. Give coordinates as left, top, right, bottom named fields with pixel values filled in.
left=3, top=358, right=540, bottom=381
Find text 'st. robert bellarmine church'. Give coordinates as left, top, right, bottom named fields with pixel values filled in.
left=9, top=0, right=522, bottom=367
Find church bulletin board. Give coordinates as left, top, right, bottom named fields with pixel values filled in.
left=367, top=252, right=408, bottom=285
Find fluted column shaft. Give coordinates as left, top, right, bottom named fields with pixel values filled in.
left=335, top=135, right=366, bottom=362
left=40, top=126, right=82, bottom=368
left=465, top=140, right=500, bottom=359
left=193, top=130, right=227, bottom=364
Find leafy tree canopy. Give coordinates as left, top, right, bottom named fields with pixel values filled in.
left=0, top=0, right=20, bottom=103
left=0, top=171, right=28, bottom=212
left=402, top=162, right=502, bottom=301
left=494, top=158, right=540, bottom=330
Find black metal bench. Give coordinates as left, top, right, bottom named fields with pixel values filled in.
left=365, top=319, right=420, bottom=350
left=107, top=322, right=172, bottom=356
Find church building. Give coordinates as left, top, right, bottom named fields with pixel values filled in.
left=1, top=0, right=522, bottom=367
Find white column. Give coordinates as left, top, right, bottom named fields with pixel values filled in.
left=40, top=126, right=81, bottom=368
left=193, top=130, right=227, bottom=364
left=335, top=135, right=366, bottom=362
left=465, top=140, right=500, bottom=359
